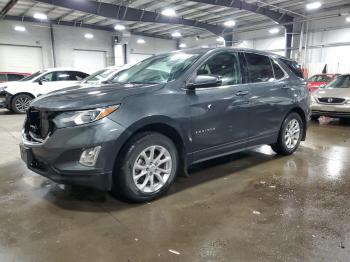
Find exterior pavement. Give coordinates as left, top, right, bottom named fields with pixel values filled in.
left=1, top=108, right=350, bottom=261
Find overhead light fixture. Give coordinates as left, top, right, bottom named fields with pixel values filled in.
left=171, top=31, right=182, bottom=38
left=161, top=8, right=177, bottom=17
left=137, top=38, right=146, bottom=44
left=114, top=24, right=126, bottom=31
left=216, top=37, right=225, bottom=42
left=346, top=16, right=350, bottom=23
left=223, top=20, right=236, bottom=27
left=14, top=25, right=26, bottom=32
left=306, top=2, right=322, bottom=10
left=33, top=13, right=47, bottom=20
left=269, top=27, right=280, bottom=34
left=84, top=33, right=94, bottom=39
left=179, top=43, right=187, bottom=48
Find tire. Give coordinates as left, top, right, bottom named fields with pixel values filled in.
left=112, top=132, right=178, bottom=202
left=271, top=112, right=303, bottom=155
left=11, top=94, right=33, bottom=114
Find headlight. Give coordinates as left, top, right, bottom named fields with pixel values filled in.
left=53, top=105, right=119, bottom=128
left=0, top=86, right=7, bottom=92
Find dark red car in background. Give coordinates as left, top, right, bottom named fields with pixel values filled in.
left=307, top=74, right=340, bottom=92
left=0, top=72, right=31, bottom=83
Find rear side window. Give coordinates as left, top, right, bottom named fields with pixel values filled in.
left=271, top=59, right=285, bottom=80
left=8, top=74, right=25, bottom=81
left=244, top=53, right=274, bottom=83
left=280, top=58, right=304, bottom=79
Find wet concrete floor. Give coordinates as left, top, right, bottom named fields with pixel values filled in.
left=1, top=109, right=350, bottom=261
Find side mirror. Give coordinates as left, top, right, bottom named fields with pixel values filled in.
left=38, top=79, right=43, bottom=85
left=187, top=75, right=222, bottom=90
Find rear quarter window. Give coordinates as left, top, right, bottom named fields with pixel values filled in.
left=280, top=58, right=304, bottom=79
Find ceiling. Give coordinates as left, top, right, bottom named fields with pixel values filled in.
left=1, top=0, right=350, bottom=39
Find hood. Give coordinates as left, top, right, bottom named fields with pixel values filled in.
left=314, top=88, right=350, bottom=99
left=31, top=82, right=164, bottom=111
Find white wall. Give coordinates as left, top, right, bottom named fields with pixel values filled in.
left=52, top=26, right=113, bottom=72
left=127, top=35, right=176, bottom=55
left=0, top=20, right=177, bottom=73
left=0, top=20, right=52, bottom=70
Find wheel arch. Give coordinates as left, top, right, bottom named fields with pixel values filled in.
left=113, top=117, right=189, bottom=179
left=9, top=92, right=35, bottom=110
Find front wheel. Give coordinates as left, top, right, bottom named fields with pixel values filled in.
left=112, top=132, right=178, bottom=202
left=271, top=113, right=303, bottom=155
left=11, top=94, right=33, bottom=114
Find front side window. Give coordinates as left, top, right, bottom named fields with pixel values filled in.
left=41, top=72, right=55, bottom=82
left=197, top=52, right=241, bottom=85
left=326, top=75, right=350, bottom=89
left=112, top=52, right=200, bottom=84
left=244, top=53, right=274, bottom=83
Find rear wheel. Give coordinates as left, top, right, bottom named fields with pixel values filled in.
left=112, top=132, right=178, bottom=202
left=11, top=94, right=33, bottom=114
left=271, top=113, right=303, bottom=155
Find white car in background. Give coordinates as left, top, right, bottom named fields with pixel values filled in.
left=0, top=68, right=89, bottom=113
left=80, top=64, right=132, bottom=85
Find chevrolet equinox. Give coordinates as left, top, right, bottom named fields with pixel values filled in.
left=20, top=48, right=310, bottom=202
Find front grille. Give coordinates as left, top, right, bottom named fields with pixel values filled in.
left=24, top=108, right=56, bottom=142
left=317, top=97, right=345, bottom=104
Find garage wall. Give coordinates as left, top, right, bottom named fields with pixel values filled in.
left=0, top=20, right=177, bottom=73
left=52, top=26, right=113, bottom=73
left=125, top=35, right=177, bottom=64
left=0, top=20, right=52, bottom=72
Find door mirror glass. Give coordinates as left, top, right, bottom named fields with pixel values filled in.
left=187, top=75, right=222, bottom=89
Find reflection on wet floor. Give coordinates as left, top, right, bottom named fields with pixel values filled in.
left=1, top=111, right=350, bottom=261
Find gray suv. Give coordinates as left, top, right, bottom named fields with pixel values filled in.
left=20, top=48, right=310, bottom=202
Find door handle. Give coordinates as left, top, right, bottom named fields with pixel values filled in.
left=235, top=90, right=249, bottom=96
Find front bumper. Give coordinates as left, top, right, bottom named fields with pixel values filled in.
left=311, top=103, right=350, bottom=118
left=20, top=117, right=128, bottom=190
left=0, top=92, right=12, bottom=109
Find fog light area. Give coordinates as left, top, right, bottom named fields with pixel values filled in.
left=79, top=146, right=101, bottom=167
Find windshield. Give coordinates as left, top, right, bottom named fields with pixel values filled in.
left=326, top=75, right=350, bottom=89
left=308, top=75, right=332, bottom=82
left=83, top=69, right=117, bottom=83
left=20, top=71, right=45, bottom=81
left=111, top=52, right=200, bottom=84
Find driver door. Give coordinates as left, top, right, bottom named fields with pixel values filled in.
left=188, top=51, right=250, bottom=162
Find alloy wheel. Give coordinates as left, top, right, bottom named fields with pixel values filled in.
left=15, top=96, right=31, bottom=113
left=284, top=119, right=300, bottom=149
left=132, top=145, right=172, bottom=193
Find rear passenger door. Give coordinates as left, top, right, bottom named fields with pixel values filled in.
left=243, top=52, right=291, bottom=139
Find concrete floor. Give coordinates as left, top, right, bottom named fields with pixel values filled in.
left=1, top=108, right=350, bottom=262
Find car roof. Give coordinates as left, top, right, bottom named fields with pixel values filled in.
left=176, top=47, right=291, bottom=60
left=44, top=67, right=88, bottom=73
